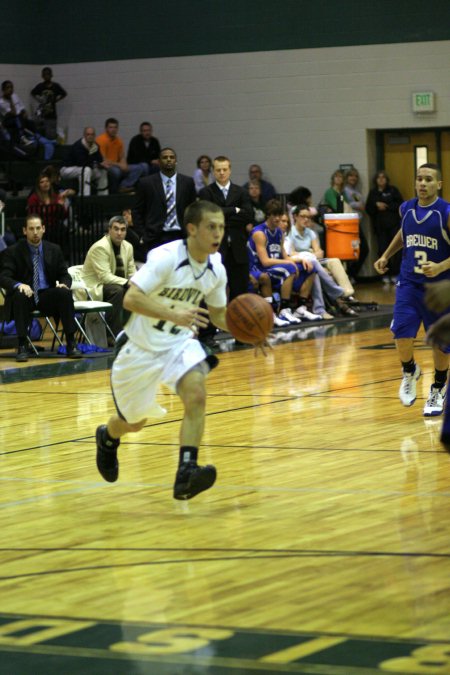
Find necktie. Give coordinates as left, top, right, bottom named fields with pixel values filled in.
left=32, top=249, right=40, bottom=304
left=165, top=179, right=177, bottom=230
left=222, top=187, right=228, bottom=200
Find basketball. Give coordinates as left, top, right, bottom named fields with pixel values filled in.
left=226, top=293, right=274, bottom=344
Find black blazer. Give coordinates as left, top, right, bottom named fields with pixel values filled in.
left=132, top=172, right=197, bottom=252
left=0, top=239, right=71, bottom=321
left=198, top=182, right=254, bottom=264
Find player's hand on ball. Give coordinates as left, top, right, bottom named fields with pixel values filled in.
left=254, top=337, right=273, bottom=357
left=426, top=314, right=450, bottom=350
left=425, top=280, right=450, bottom=313
left=176, top=306, right=210, bottom=332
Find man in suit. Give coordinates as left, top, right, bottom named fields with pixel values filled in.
left=82, top=215, right=136, bottom=337
left=199, top=155, right=253, bottom=300
left=132, top=147, right=197, bottom=256
left=0, top=215, right=82, bottom=362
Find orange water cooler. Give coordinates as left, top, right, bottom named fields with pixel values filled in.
left=324, top=213, right=360, bottom=260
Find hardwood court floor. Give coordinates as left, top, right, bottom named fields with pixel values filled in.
left=0, top=282, right=449, bottom=674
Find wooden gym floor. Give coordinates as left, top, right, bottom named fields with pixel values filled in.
left=0, top=281, right=449, bottom=674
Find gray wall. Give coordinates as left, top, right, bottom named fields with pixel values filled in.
left=3, top=40, right=448, bottom=199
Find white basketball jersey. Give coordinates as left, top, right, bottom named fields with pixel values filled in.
left=125, top=239, right=227, bottom=352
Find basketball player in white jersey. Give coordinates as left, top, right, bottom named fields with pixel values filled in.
left=95, top=200, right=230, bottom=500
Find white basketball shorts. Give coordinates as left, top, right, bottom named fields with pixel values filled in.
left=111, top=337, right=210, bottom=424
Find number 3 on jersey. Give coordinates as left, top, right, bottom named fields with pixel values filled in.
left=414, top=250, right=428, bottom=274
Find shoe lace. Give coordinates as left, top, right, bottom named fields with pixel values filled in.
left=402, top=373, right=414, bottom=395
left=427, top=388, right=440, bottom=407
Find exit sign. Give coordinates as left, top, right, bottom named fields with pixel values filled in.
left=412, top=91, right=435, bottom=113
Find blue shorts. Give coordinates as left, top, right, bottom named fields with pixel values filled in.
left=250, top=261, right=296, bottom=288
left=391, top=280, right=450, bottom=352
left=293, top=263, right=314, bottom=293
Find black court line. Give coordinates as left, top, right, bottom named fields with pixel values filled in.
left=1, top=547, right=450, bottom=582
left=0, top=545, right=448, bottom=557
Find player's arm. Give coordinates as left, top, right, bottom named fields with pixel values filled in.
left=374, top=228, right=403, bottom=275
left=208, top=305, right=228, bottom=333
left=422, top=213, right=450, bottom=277
left=253, top=230, right=278, bottom=267
left=123, top=282, right=209, bottom=329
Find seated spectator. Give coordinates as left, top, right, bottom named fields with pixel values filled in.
left=127, top=122, right=161, bottom=174
left=60, top=127, right=109, bottom=196
left=248, top=198, right=319, bottom=324
left=30, top=67, right=67, bottom=140
left=243, top=164, right=277, bottom=203
left=279, top=211, right=290, bottom=234
left=43, top=164, right=76, bottom=203
left=27, top=172, right=68, bottom=226
left=287, top=184, right=323, bottom=245
left=82, top=215, right=136, bottom=338
left=285, top=204, right=357, bottom=318
left=0, top=214, right=82, bottom=362
left=247, top=179, right=266, bottom=226
left=193, top=154, right=213, bottom=194
left=343, top=167, right=369, bottom=281
left=96, top=118, right=147, bottom=194
left=0, top=80, right=55, bottom=160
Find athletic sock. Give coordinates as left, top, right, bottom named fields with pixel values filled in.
left=401, top=359, right=416, bottom=374
left=179, top=446, right=198, bottom=466
left=280, top=298, right=290, bottom=310
left=433, top=368, right=448, bottom=389
left=102, top=426, right=119, bottom=450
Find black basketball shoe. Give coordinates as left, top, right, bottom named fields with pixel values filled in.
left=96, top=425, right=120, bottom=482
left=173, top=462, right=217, bottom=500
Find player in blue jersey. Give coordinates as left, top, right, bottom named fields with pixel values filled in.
left=248, top=199, right=319, bottom=324
left=374, top=164, right=450, bottom=416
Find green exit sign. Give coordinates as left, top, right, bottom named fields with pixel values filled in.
left=412, top=91, right=435, bottom=113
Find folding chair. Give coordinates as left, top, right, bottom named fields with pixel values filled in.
left=0, top=287, right=64, bottom=355
left=67, top=265, right=115, bottom=345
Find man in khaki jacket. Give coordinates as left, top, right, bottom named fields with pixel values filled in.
left=82, top=215, right=136, bottom=337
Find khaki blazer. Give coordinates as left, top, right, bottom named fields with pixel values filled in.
left=82, top=235, right=136, bottom=301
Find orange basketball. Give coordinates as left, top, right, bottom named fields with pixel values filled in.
left=226, top=293, right=274, bottom=344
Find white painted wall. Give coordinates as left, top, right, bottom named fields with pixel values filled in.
left=3, top=40, right=449, bottom=201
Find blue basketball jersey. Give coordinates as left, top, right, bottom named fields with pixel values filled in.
left=248, top=223, right=284, bottom=270
left=400, top=197, right=450, bottom=284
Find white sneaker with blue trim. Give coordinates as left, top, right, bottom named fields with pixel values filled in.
left=423, top=384, right=447, bottom=417
left=399, top=364, right=421, bottom=407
